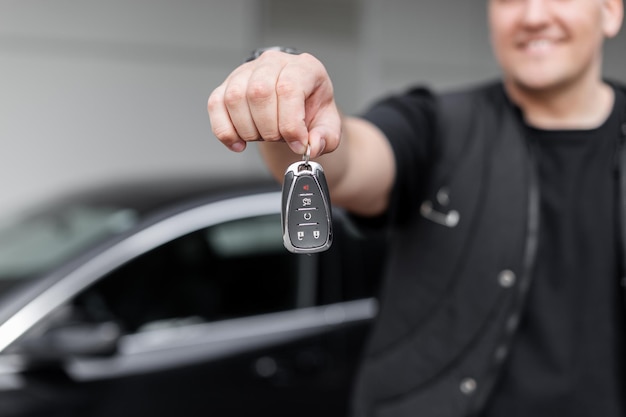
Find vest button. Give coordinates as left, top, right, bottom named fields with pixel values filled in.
left=498, top=270, right=516, bottom=288
left=494, top=345, right=509, bottom=363
left=506, top=315, right=520, bottom=334
left=460, top=378, right=477, bottom=395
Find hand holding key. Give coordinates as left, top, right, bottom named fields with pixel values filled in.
left=207, top=50, right=342, bottom=159
left=208, top=48, right=396, bottom=220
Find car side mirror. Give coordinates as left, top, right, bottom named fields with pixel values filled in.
left=16, top=321, right=122, bottom=361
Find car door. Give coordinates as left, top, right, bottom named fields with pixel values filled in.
left=0, top=191, right=384, bottom=417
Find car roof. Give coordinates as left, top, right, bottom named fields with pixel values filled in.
left=44, top=174, right=281, bottom=216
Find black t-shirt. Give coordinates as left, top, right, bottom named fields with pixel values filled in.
left=482, top=89, right=626, bottom=417
left=361, top=84, right=626, bottom=416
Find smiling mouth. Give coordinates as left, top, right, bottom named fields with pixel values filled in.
left=520, top=38, right=557, bottom=54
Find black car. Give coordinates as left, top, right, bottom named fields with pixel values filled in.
left=0, top=175, right=387, bottom=417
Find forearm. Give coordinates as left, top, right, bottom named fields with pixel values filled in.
left=326, top=117, right=395, bottom=216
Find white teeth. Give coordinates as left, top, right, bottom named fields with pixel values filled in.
left=527, top=39, right=551, bottom=50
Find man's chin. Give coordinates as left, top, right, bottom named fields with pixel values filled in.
left=508, top=73, right=573, bottom=95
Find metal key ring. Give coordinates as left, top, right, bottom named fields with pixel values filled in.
left=302, top=144, right=311, bottom=164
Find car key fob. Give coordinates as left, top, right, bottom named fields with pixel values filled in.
left=281, top=146, right=332, bottom=254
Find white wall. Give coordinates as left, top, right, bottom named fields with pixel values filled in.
left=0, top=0, right=266, bottom=213
left=1, top=0, right=625, bottom=214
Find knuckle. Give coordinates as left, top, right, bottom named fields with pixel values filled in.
left=223, top=85, right=246, bottom=107
left=257, top=49, right=283, bottom=61
left=246, top=80, right=274, bottom=103
left=207, top=91, right=223, bottom=113
left=299, top=52, right=324, bottom=71
left=298, top=52, right=317, bottom=63
left=275, top=79, right=299, bottom=98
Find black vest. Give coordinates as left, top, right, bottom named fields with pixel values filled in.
left=350, top=81, right=626, bottom=417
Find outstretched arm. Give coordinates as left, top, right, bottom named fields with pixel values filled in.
left=207, top=50, right=395, bottom=217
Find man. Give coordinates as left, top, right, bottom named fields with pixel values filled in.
left=208, top=0, right=626, bottom=416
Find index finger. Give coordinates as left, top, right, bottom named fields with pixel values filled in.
left=275, top=54, right=331, bottom=156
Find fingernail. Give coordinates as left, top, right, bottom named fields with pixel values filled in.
left=229, top=141, right=246, bottom=152
left=319, top=138, right=327, bottom=155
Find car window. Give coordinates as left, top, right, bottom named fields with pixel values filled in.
left=0, top=205, right=138, bottom=284
left=73, top=213, right=302, bottom=333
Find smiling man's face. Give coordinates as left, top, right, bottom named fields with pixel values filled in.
left=488, top=0, right=623, bottom=94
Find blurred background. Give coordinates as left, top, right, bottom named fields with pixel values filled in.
left=1, top=0, right=625, bottom=214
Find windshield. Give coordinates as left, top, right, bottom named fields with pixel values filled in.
left=0, top=204, right=138, bottom=291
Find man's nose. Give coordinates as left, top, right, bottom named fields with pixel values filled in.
left=521, top=0, right=552, bottom=27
